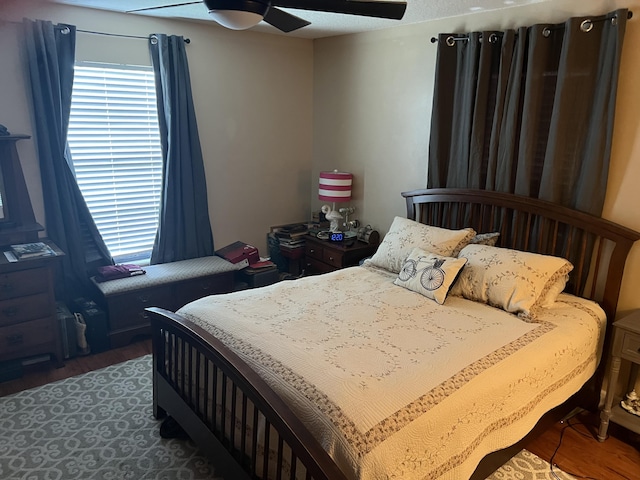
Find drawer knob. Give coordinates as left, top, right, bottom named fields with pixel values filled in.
left=6, top=333, right=23, bottom=346
left=309, top=249, right=315, bottom=254
left=137, top=295, right=150, bottom=303
left=139, top=311, right=150, bottom=320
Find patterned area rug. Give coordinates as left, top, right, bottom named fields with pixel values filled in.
left=0, top=355, right=574, bottom=480
left=0, top=355, right=224, bottom=480
left=487, top=449, right=575, bottom=479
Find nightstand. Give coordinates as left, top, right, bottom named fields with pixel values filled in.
left=598, top=310, right=640, bottom=441
left=304, top=234, right=378, bottom=275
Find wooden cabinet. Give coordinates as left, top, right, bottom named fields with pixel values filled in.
left=598, top=310, right=640, bottom=441
left=99, top=272, right=236, bottom=349
left=92, top=257, right=238, bottom=348
left=106, top=285, right=174, bottom=336
left=304, top=235, right=378, bottom=275
left=0, top=240, right=64, bottom=367
left=0, top=136, right=63, bottom=367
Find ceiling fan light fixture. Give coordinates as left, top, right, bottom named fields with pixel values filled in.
left=208, top=9, right=264, bottom=30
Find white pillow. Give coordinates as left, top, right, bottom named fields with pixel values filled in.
left=366, top=217, right=476, bottom=274
left=394, top=249, right=468, bottom=305
left=450, top=244, right=574, bottom=320
left=539, top=273, right=571, bottom=307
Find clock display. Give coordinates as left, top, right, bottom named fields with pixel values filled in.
left=329, top=232, right=344, bottom=242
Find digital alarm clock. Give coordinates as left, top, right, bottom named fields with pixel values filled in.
left=328, top=232, right=344, bottom=242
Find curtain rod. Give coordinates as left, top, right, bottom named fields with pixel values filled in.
left=76, top=29, right=191, bottom=44
left=4, top=20, right=190, bottom=43
left=430, top=9, right=633, bottom=44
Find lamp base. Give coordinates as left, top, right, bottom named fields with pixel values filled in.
left=321, top=204, right=343, bottom=233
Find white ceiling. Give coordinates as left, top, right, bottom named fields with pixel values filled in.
left=45, top=0, right=554, bottom=39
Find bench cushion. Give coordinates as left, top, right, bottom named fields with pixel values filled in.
left=93, top=256, right=243, bottom=297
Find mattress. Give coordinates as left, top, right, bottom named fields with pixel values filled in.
left=178, top=264, right=606, bottom=479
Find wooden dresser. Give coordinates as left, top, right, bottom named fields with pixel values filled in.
left=0, top=240, right=64, bottom=367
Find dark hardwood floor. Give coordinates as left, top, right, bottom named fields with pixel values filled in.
left=524, top=410, right=640, bottom=480
left=1, top=339, right=639, bottom=479
left=0, top=338, right=152, bottom=397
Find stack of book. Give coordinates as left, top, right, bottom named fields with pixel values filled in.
left=274, top=224, right=308, bottom=251
left=9, top=242, right=56, bottom=260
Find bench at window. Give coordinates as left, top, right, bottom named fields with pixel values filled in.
left=91, top=256, right=243, bottom=348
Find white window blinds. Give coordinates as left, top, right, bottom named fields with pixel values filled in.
left=67, top=62, right=162, bottom=263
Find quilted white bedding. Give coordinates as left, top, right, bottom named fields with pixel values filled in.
left=178, top=264, right=606, bottom=480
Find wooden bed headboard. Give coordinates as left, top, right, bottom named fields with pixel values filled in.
left=402, top=188, right=640, bottom=323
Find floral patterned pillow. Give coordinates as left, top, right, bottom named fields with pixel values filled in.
left=539, top=273, right=571, bottom=308
left=394, top=249, right=468, bottom=305
left=366, top=217, right=476, bottom=274
left=449, top=244, right=574, bottom=321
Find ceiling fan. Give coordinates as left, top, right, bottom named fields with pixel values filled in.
left=127, top=0, right=408, bottom=33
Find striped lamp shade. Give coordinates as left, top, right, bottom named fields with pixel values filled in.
left=318, top=170, right=352, bottom=202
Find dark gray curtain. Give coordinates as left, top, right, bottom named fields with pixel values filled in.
left=428, top=9, right=628, bottom=216
left=149, top=34, right=214, bottom=264
left=22, top=19, right=113, bottom=300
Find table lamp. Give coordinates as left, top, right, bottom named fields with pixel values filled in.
left=319, top=170, right=352, bottom=233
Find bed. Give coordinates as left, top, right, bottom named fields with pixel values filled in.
left=147, top=188, right=640, bottom=480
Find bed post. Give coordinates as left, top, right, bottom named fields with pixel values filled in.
left=151, top=316, right=167, bottom=420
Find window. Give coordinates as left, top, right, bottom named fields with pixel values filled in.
left=67, top=62, right=162, bottom=264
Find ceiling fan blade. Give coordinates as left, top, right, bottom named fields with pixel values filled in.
left=263, top=7, right=311, bottom=32
left=272, top=0, right=407, bottom=20
left=126, top=1, right=203, bottom=13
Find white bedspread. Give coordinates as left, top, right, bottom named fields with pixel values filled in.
left=178, top=264, right=606, bottom=480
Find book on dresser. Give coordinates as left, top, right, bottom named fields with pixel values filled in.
left=10, top=242, right=57, bottom=259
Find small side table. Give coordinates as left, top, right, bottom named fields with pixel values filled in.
left=304, top=234, right=378, bottom=275
left=598, top=310, right=640, bottom=441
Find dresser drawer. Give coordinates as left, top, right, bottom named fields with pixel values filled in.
left=0, top=292, right=51, bottom=326
left=322, top=248, right=345, bottom=269
left=0, top=317, right=55, bottom=359
left=305, top=257, right=335, bottom=274
left=305, top=243, right=323, bottom=261
left=108, top=285, right=174, bottom=331
left=0, top=268, right=49, bottom=300
left=621, top=330, right=640, bottom=363
left=174, top=272, right=234, bottom=308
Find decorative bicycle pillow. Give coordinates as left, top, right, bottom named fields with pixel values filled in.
left=393, top=248, right=468, bottom=304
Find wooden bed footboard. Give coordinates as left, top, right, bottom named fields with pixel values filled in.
left=148, top=306, right=349, bottom=480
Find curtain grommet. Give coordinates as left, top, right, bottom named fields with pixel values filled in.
left=542, top=27, right=551, bottom=38
left=446, top=36, right=455, bottom=47
left=581, top=19, right=593, bottom=32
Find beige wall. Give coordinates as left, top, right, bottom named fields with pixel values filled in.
left=313, top=0, right=640, bottom=316
left=0, top=0, right=313, bottom=255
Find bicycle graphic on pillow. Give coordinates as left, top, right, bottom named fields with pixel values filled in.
left=398, top=256, right=446, bottom=291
